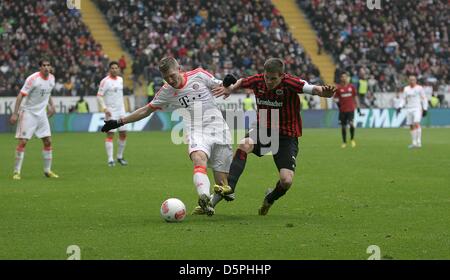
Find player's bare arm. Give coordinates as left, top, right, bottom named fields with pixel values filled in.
left=9, top=92, right=25, bottom=125
left=47, top=96, right=56, bottom=118
left=97, top=95, right=111, bottom=118
left=101, top=105, right=154, bottom=132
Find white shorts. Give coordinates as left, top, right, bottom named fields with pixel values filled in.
left=405, top=108, right=422, bottom=125
left=106, top=111, right=128, bottom=132
left=15, top=111, right=51, bottom=139
left=188, top=137, right=232, bottom=173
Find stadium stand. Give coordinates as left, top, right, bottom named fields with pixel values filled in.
left=0, top=0, right=110, bottom=96
left=298, top=0, right=449, bottom=94
left=95, top=0, right=322, bottom=86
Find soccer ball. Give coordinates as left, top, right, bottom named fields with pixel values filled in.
left=160, top=198, right=186, bottom=222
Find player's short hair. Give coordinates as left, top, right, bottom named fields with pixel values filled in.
left=341, top=72, right=349, bottom=76
left=39, top=59, right=51, bottom=66
left=264, top=58, right=285, bottom=74
left=159, top=57, right=179, bottom=73
left=109, top=61, right=119, bottom=68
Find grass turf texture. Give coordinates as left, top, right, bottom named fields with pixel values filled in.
left=0, top=128, right=449, bottom=259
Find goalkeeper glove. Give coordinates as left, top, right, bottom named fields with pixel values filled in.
left=422, top=110, right=427, bottom=117
left=357, top=108, right=361, bottom=115
left=223, top=74, right=237, bottom=87
left=101, top=119, right=124, bottom=132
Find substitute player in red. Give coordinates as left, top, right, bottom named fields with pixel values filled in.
left=334, top=72, right=361, bottom=148
left=213, top=58, right=336, bottom=215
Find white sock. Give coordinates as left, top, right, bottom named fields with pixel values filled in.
left=105, top=138, right=114, bottom=162
left=410, top=129, right=417, bottom=145
left=14, top=146, right=25, bottom=173
left=416, top=126, right=422, bottom=145
left=193, top=166, right=210, bottom=197
left=117, top=139, right=126, bottom=159
left=42, top=148, right=52, bottom=173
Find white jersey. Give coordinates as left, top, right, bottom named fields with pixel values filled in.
left=148, top=68, right=231, bottom=145
left=403, top=85, right=428, bottom=110
left=97, top=75, right=125, bottom=113
left=20, top=72, right=55, bottom=116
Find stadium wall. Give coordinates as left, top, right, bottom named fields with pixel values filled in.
left=1, top=109, right=450, bottom=133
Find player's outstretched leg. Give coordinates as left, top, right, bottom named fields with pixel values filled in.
left=259, top=170, right=293, bottom=216
left=191, top=151, right=214, bottom=216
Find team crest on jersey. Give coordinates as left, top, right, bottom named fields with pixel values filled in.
left=192, top=83, right=200, bottom=90
left=275, top=89, right=284, bottom=95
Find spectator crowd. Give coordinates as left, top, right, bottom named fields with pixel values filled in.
left=0, top=0, right=111, bottom=96
left=95, top=0, right=322, bottom=88
left=299, top=0, right=449, bottom=103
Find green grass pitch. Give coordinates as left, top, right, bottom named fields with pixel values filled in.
left=0, top=128, right=449, bottom=259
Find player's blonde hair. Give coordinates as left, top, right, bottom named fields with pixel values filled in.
left=264, top=58, right=285, bottom=74
left=159, top=57, right=179, bottom=73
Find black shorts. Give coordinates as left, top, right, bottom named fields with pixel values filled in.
left=339, top=111, right=355, bottom=126
left=245, top=129, right=299, bottom=172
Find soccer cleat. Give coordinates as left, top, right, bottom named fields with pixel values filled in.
left=214, top=184, right=234, bottom=196
left=198, top=194, right=215, bottom=216
left=108, top=161, right=115, bottom=167
left=258, top=188, right=273, bottom=216
left=341, top=143, right=347, bottom=148
left=191, top=206, right=206, bottom=215
left=408, top=144, right=417, bottom=149
left=13, top=172, right=21, bottom=180
left=351, top=140, right=356, bottom=148
left=44, top=171, right=59, bottom=178
left=117, top=158, right=128, bottom=166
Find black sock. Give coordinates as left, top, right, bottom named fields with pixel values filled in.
left=266, top=181, right=288, bottom=204
left=350, top=126, right=355, bottom=140
left=341, top=126, right=347, bottom=143
left=228, top=149, right=247, bottom=192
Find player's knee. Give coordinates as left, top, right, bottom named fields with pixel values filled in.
left=190, top=151, right=207, bottom=166
left=43, top=138, right=52, bottom=147
left=18, top=140, right=27, bottom=148
left=119, top=133, right=127, bottom=141
left=280, top=176, right=293, bottom=189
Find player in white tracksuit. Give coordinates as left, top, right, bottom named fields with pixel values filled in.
left=97, top=62, right=129, bottom=166
left=9, top=59, right=58, bottom=179
left=402, top=75, right=428, bottom=148
left=101, top=57, right=233, bottom=216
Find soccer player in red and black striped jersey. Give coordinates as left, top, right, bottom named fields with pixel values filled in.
left=213, top=58, right=336, bottom=215
left=334, top=72, right=360, bottom=148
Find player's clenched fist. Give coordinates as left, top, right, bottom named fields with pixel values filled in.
left=101, top=119, right=124, bottom=132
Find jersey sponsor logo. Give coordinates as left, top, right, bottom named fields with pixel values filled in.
left=341, top=93, right=353, bottom=97
left=275, top=89, right=284, bottom=95
left=256, top=99, right=283, bottom=107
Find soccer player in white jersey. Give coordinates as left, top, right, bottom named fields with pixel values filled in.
left=101, top=57, right=233, bottom=216
left=97, top=61, right=129, bottom=167
left=9, top=59, right=58, bottom=180
left=402, top=75, right=428, bottom=148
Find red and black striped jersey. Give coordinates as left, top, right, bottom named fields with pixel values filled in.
left=241, top=73, right=310, bottom=137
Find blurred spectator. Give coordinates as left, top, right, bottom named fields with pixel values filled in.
left=75, top=96, right=90, bottom=113
left=243, top=93, right=254, bottom=112
left=118, top=54, right=127, bottom=73
left=392, top=92, right=404, bottom=114
left=429, top=93, right=440, bottom=108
